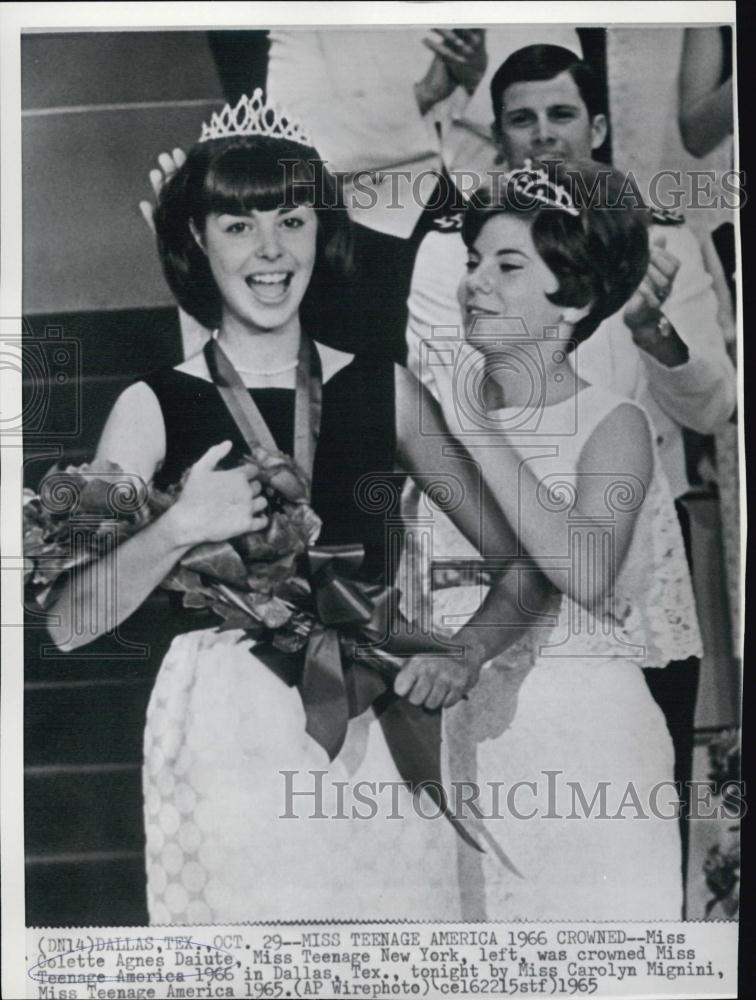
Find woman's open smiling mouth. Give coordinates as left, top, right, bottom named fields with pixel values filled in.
left=245, top=271, right=293, bottom=302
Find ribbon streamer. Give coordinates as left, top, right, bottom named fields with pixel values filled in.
left=256, top=543, right=488, bottom=856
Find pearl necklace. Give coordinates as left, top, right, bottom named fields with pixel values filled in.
left=232, top=359, right=298, bottom=376
left=211, top=331, right=299, bottom=377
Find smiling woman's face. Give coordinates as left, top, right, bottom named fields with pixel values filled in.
left=458, top=212, right=565, bottom=352
left=199, top=204, right=318, bottom=333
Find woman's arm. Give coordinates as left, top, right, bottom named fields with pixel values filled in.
left=394, top=366, right=555, bottom=708
left=394, top=565, right=554, bottom=709
left=46, top=384, right=267, bottom=652
left=47, top=498, right=202, bottom=653
left=394, top=384, right=652, bottom=707
left=471, top=402, right=653, bottom=611
left=678, top=27, right=733, bottom=157
left=396, top=363, right=521, bottom=558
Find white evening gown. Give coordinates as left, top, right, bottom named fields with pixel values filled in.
left=408, top=386, right=702, bottom=920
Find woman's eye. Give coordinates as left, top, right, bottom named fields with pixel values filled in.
left=281, top=216, right=305, bottom=229
left=225, top=221, right=249, bottom=234
left=499, top=263, right=522, bottom=273
left=465, top=258, right=479, bottom=272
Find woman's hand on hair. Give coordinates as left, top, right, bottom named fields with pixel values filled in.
left=166, top=440, right=268, bottom=547
left=138, top=147, right=187, bottom=234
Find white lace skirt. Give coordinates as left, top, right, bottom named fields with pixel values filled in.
left=143, top=628, right=462, bottom=924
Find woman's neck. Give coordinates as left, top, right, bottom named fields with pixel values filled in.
left=216, top=313, right=301, bottom=374
left=483, top=344, right=585, bottom=409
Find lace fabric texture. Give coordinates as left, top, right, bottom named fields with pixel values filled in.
left=610, top=462, right=703, bottom=667
left=406, top=384, right=703, bottom=670
left=548, top=453, right=703, bottom=669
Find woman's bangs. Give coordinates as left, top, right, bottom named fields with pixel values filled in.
left=200, top=142, right=320, bottom=216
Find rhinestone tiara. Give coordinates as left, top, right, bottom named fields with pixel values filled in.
left=199, top=89, right=312, bottom=146
left=504, top=159, right=580, bottom=217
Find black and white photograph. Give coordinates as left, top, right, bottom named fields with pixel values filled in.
left=0, top=2, right=743, bottom=997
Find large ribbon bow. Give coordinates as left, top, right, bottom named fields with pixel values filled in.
left=293, top=543, right=485, bottom=854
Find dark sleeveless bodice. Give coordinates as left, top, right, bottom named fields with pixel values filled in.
left=140, top=351, right=399, bottom=580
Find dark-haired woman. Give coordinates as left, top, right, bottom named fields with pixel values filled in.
left=427, top=163, right=702, bottom=919
left=47, top=112, right=554, bottom=923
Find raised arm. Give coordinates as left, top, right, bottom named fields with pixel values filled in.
left=45, top=385, right=267, bottom=652
left=629, top=227, right=736, bottom=434
left=678, top=27, right=733, bottom=158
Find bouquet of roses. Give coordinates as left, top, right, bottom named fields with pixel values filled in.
left=23, top=461, right=152, bottom=607
left=23, top=446, right=322, bottom=644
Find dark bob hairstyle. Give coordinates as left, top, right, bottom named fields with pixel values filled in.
left=154, top=135, right=353, bottom=332
left=463, top=160, right=651, bottom=349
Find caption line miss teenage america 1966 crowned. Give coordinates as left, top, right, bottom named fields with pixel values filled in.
left=27, top=922, right=736, bottom=999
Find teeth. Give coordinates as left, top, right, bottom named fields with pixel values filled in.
left=248, top=272, right=289, bottom=284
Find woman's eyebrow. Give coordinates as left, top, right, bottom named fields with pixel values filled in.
left=495, top=248, right=529, bottom=258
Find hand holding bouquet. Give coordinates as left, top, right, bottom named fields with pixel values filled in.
left=153, top=441, right=322, bottom=635
left=23, top=443, right=321, bottom=638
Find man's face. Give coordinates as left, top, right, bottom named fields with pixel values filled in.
left=496, top=70, right=607, bottom=167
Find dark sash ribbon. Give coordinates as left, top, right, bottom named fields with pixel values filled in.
left=294, top=543, right=485, bottom=854
left=204, top=334, right=322, bottom=491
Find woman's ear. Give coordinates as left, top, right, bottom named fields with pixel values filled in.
left=560, top=304, right=592, bottom=327
left=189, top=219, right=206, bottom=253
